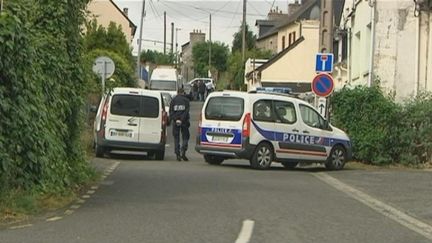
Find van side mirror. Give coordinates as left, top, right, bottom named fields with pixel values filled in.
left=90, top=105, right=98, bottom=113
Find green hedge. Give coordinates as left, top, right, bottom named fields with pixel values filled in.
left=331, top=86, right=432, bottom=165
left=0, top=0, right=93, bottom=194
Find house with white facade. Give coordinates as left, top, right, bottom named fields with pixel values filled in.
left=335, top=0, right=432, bottom=101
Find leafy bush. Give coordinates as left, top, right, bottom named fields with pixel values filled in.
left=0, top=0, right=93, bottom=195
left=331, top=86, right=432, bottom=165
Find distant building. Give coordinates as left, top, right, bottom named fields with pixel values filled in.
left=87, top=0, right=137, bottom=44
left=180, top=30, right=206, bottom=82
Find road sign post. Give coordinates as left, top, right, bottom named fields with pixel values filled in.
left=315, top=53, right=334, bottom=73
left=93, top=56, right=115, bottom=95
left=311, top=73, right=334, bottom=119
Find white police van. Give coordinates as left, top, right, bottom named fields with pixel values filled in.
left=195, top=88, right=352, bottom=170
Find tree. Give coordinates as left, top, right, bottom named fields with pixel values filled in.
left=232, top=24, right=256, bottom=53
left=227, top=48, right=273, bottom=89
left=84, top=20, right=134, bottom=66
left=192, top=41, right=229, bottom=78
left=83, top=20, right=137, bottom=91
left=140, top=50, right=174, bottom=65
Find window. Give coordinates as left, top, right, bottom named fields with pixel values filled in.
left=141, top=96, right=159, bottom=118
left=293, top=31, right=296, bottom=43
left=282, top=36, right=286, bottom=49
left=150, top=80, right=177, bottom=91
left=111, top=95, right=159, bottom=118
left=299, top=104, right=325, bottom=129
left=111, top=95, right=141, bottom=117
left=253, top=100, right=274, bottom=122
left=205, top=97, right=244, bottom=121
left=274, top=101, right=296, bottom=124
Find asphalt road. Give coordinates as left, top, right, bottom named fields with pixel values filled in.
left=1, top=101, right=432, bottom=243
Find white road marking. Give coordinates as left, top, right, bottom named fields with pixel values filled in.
left=165, top=144, right=170, bottom=147
left=87, top=190, right=95, bottom=194
left=64, top=210, right=74, bottom=215
left=82, top=195, right=90, bottom=199
left=76, top=199, right=85, bottom=204
left=314, top=172, right=432, bottom=241
left=70, top=205, right=81, bottom=210
left=9, top=224, right=32, bottom=230
left=46, top=216, right=62, bottom=222
left=235, top=219, right=255, bottom=243
left=91, top=186, right=99, bottom=190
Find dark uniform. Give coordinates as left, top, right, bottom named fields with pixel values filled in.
left=169, top=91, right=190, bottom=161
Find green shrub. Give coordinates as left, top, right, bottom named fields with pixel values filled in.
left=331, top=86, right=432, bottom=165
left=398, top=93, right=432, bottom=164
left=0, top=0, right=93, bottom=195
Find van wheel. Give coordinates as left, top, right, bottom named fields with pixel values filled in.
left=95, top=144, right=105, bottom=158
left=155, top=150, right=165, bottom=160
left=204, top=155, right=224, bottom=165
left=282, top=162, right=298, bottom=169
left=250, top=143, right=273, bottom=170
left=325, top=145, right=346, bottom=170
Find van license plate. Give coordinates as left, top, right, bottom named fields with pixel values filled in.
left=212, top=136, right=228, bottom=143
left=111, top=131, right=133, bottom=138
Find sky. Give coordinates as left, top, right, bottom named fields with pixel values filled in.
left=113, top=0, right=295, bottom=55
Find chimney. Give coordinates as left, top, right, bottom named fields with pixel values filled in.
left=123, top=8, right=129, bottom=17
left=288, top=0, right=301, bottom=16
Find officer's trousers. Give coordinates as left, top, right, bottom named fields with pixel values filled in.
left=172, top=124, right=190, bottom=155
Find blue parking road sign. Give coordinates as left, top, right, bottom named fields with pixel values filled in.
left=311, top=73, right=334, bottom=97
left=315, top=53, right=334, bottom=73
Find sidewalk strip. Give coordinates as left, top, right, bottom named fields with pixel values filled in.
left=314, top=172, right=432, bottom=241
left=235, top=219, right=255, bottom=243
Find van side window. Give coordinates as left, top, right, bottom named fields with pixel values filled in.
left=253, top=100, right=274, bottom=122
left=274, top=101, right=296, bottom=124
left=299, top=104, right=325, bottom=129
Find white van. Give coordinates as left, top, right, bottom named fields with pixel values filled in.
left=149, top=67, right=178, bottom=98
left=94, top=88, right=167, bottom=160
left=195, top=90, right=352, bottom=170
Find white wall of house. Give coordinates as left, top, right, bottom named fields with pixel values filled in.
left=87, top=0, right=134, bottom=43
left=339, top=0, right=432, bottom=101
left=261, top=20, right=319, bottom=83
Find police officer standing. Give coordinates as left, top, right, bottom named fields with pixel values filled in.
left=169, top=88, right=190, bottom=161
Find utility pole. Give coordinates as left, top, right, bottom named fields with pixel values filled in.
left=242, top=0, right=247, bottom=62
left=209, top=13, right=212, bottom=78
left=319, top=0, right=334, bottom=119
left=175, top=28, right=181, bottom=66
left=171, top=22, right=174, bottom=56
left=319, top=0, right=334, bottom=53
left=1, top=0, right=4, bottom=13
left=136, top=0, right=146, bottom=80
left=164, top=11, right=167, bottom=55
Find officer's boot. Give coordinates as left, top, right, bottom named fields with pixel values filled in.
left=181, top=151, right=189, bottom=161
left=176, top=153, right=182, bottom=161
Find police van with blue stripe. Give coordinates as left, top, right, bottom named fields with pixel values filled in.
left=195, top=88, right=352, bottom=170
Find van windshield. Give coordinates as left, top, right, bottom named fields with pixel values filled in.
left=205, top=97, right=244, bottom=121
left=150, top=80, right=177, bottom=91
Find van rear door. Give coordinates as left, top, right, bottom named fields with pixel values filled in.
left=138, top=95, right=162, bottom=144
left=105, top=94, right=141, bottom=143
left=201, top=95, right=244, bottom=149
